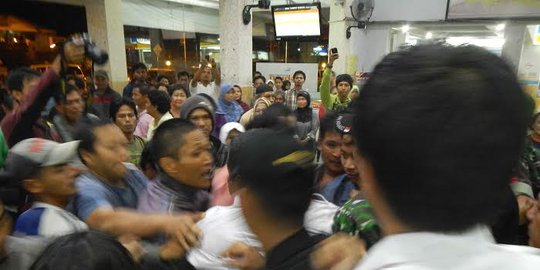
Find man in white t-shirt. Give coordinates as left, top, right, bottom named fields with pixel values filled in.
left=316, top=44, right=540, bottom=270
left=186, top=131, right=338, bottom=269
left=190, top=58, right=221, bottom=100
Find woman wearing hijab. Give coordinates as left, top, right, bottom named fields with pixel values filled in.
left=239, top=97, right=272, bottom=126
left=274, top=90, right=286, bottom=105
left=294, top=91, right=319, bottom=149
left=212, top=122, right=246, bottom=206
left=217, top=83, right=244, bottom=123
left=233, top=85, right=250, bottom=113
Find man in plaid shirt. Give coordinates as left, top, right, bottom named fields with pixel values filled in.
left=285, top=70, right=307, bottom=110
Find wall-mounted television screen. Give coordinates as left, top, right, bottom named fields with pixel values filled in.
left=447, top=0, right=540, bottom=19
left=272, top=3, right=321, bottom=41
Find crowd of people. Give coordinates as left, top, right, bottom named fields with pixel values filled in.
left=0, top=39, right=539, bottom=270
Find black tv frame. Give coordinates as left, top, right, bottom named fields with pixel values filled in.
left=271, top=2, right=322, bottom=41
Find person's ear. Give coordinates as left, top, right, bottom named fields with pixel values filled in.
left=23, top=179, right=44, bottom=194
left=55, top=103, right=64, bottom=112
left=80, top=149, right=95, bottom=167
left=158, top=157, right=177, bottom=176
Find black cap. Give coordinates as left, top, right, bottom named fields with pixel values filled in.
left=228, top=129, right=315, bottom=186
left=256, top=84, right=273, bottom=95
left=335, top=113, right=354, bottom=135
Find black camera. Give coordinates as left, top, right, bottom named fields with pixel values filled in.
left=71, top=33, right=109, bottom=65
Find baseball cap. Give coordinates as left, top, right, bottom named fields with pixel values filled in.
left=0, top=138, right=80, bottom=186
left=335, top=113, right=354, bottom=135
left=228, top=129, right=315, bottom=186
left=94, top=70, right=109, bottom=79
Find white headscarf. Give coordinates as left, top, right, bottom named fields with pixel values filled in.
left=219, top=122, right=246, bottom=144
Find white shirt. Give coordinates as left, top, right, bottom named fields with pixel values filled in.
left=190, top=81, right=218, bottom=101
left=354, top=226, right=540, bottom=270
left=187, top=195, right=338, bottom=269
left=146, top=112, right=174, bottom=140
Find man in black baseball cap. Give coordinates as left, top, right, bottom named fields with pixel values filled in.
left=228, top=128, right=325, bottom=269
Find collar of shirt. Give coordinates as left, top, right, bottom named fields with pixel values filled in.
left=33, top=202, right=67, bottom=211
left=138, top=109, right=148, bottom=118
left=356, top=225, right=497, bottom=269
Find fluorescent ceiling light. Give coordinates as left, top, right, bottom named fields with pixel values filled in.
left=401, top=24, right=410, bottom=33
left=162, top=0, right=219, bottom=9
left=446, top=37, right=506, bottom=48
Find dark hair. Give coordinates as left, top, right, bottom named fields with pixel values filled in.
left=147, top=90, right=170, bottom=114
left=133, top=83, right=149, bottom=96
left=293, top=70, right=306, bottom=80
left=131, top=62, right=147, bottom=73
left=319, top=111, right=339, bottom=140
left=30, top=231, right=139, bottom=270
left=151, top=118, right=198, bottom=170
left=157, top=83, right=168, bottom=92
left=168, top=83, right=190, bottom=98
left=55, top=84, right=80, bottom=104
left=275, top=76, right=283, bottom=82
left=253, top=75, right=266, bottom=84
left=7, top=67, right=40, bottom=91
left=229, top=129, right=314, bottom=226
left=140, top=143, right=157, bottom=173
left=73, top=77, right=85, bottom=90
left=75, top=120, right=113, bottom=164
left=157, top=75, right=169, bottom=83
left=177, top=71, right=189, bottom=78
left=336, top=74, right=354, bottom=88
left=246, top=104, right=294, bottom=135
left=283, top=80, right=291, bottom=88
left=352, top=44, right=532, bottom=232
left=0, top=88, right=13, bottom=112
left=110, top=98, right=137, bottom=122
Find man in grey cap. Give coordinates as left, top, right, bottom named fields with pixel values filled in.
left=3, top=138, right=87, bottom=237
left=91, top=70, right=121, bottom=120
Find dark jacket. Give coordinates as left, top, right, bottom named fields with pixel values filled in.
left=266, top=229, right=326, bottom=270
left=1, top=68, right=61, bottom=147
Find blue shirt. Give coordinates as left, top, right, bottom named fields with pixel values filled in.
left=320, top=174, right=355, bottom=206
left=72, top=163, right=148, bottom=221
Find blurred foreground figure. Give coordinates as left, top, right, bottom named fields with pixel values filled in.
left=347, top=45, right=540, bottom=269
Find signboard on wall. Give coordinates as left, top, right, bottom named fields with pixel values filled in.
left=447, top=0, right=540, bottom=19
left=255, top=62, right=320, bottom=99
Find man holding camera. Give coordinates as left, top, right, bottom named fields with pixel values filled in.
left=190, top=58, right=221, bottom=101
left=320, top=49, right=354, bottom=112
left=1, top=42, right=85, bottom=147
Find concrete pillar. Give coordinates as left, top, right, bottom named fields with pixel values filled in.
left=502, top=22, right=527, bottom=74
left=351, top=23, right=391, bottom=72
left=84, top=0, right=128, bottom=92
left=219, top=0, right=253, bottom=101
left=328, top=2, right=353, bottom=75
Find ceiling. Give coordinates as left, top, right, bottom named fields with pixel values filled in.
left=399, top=22, right=505, bottom=39
left=172, top=0, right=333, bottom=9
